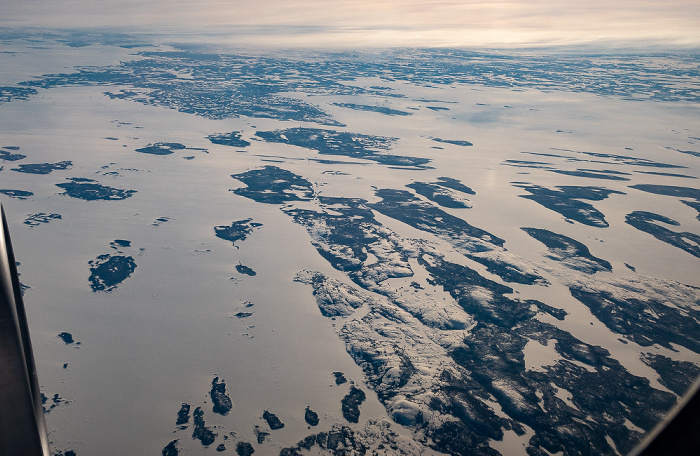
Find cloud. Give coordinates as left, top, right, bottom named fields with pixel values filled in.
left=2, top=0, right=699, bottom=48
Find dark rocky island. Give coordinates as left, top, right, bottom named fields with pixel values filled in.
left=12, top=160, right=72, bottom=174
left=176, top=403, right=190, bottom=426
left=406, top=177, right=474, bottom=208
left=331, top=102, right=412, bottom=116
left=522, top=227, right=612, bottom=273
left=279, top=424, right=368, bottom=456
left=207, top=131, right=251, bottom=147
left=431, top=137, right=472, bottom=146
left=641, top=353, right=700, bottom=397
left=135, top=142, right=187, bottom=155
left=235, top=264, right=257, bottom=276
left=625, top=211, right=700, bottom=258
left=88, top=254, right=137, bottom=292
left=24, top=213, right=61, bottom=227
left=333, top=372, right=347, bottom=385
left=0, top=148, right=26, bottom=161
left=630, top=184, right=700, bottom=219
left=214, top=219, right=262, bottom=246
left=341, top=386, right=366, bottom=423
left=255, top=127, right=430, bottom=168
left=210, top=377, right=232, bottom=415
left=192, top=407, right=217, bottom=446
left=294, top=271, right=367, bottom=317
left=549, top=168, right=631, bottom=181
left=0, top=189, right=33, bottom=199
left=304, top=406, right=319, bottom=426
left=57, top=332, right=74, bottom=344
left=231, top=166, right=315, bottom=204
left=56, top=177, right=136, bottom=201
left=570, top=286, right=700, bottom=352
left=162, top=440, right=179, bottom=456
left=514, top=183, right=625, bottom=227
left=262, top=410, right=285, bottom=430
left=370, top=188, right=504, bottom=250
left=236, top=441, right=255, bottom=456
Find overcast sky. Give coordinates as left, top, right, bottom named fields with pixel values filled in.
left=2, top=0, right=699, bottom=48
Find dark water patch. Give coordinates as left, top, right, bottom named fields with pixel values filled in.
left=214, top=218, right=262, bottom=246
left=56, top=178, right=136, bottom=200
left=426, top=106, right=449, bottom=111
left=262, top=410, right=284, bottom=430
left=341, top=386, right=366, bottom=423
left=0, top=189, right=33, bottom=199
left=231, top=166, right=314, bottom=204
left=514, top=184, right=625, bottom=227
left=331, top=102, right=412, bottom=116
left=234, top=312, right=253, bottom=318
left=12, top=160, right=72, bottom=174
left=24, top=213, right=61, bottom=227
left=625, top=211, right=700, bottom=258
left=0, top=149, right=26, bottom=161
left=88, top=254, right=137, bottom=292
left=210, top=377, right=232, bottom=415
left=522, top=227, right=612, bottom=273
left=207, top=131, right=251, bottom=147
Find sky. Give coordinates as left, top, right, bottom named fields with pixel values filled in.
left=1, top=0, right=699, bottom=48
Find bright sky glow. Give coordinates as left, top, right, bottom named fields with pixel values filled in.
left=2, top=0, right=699, bottom=47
